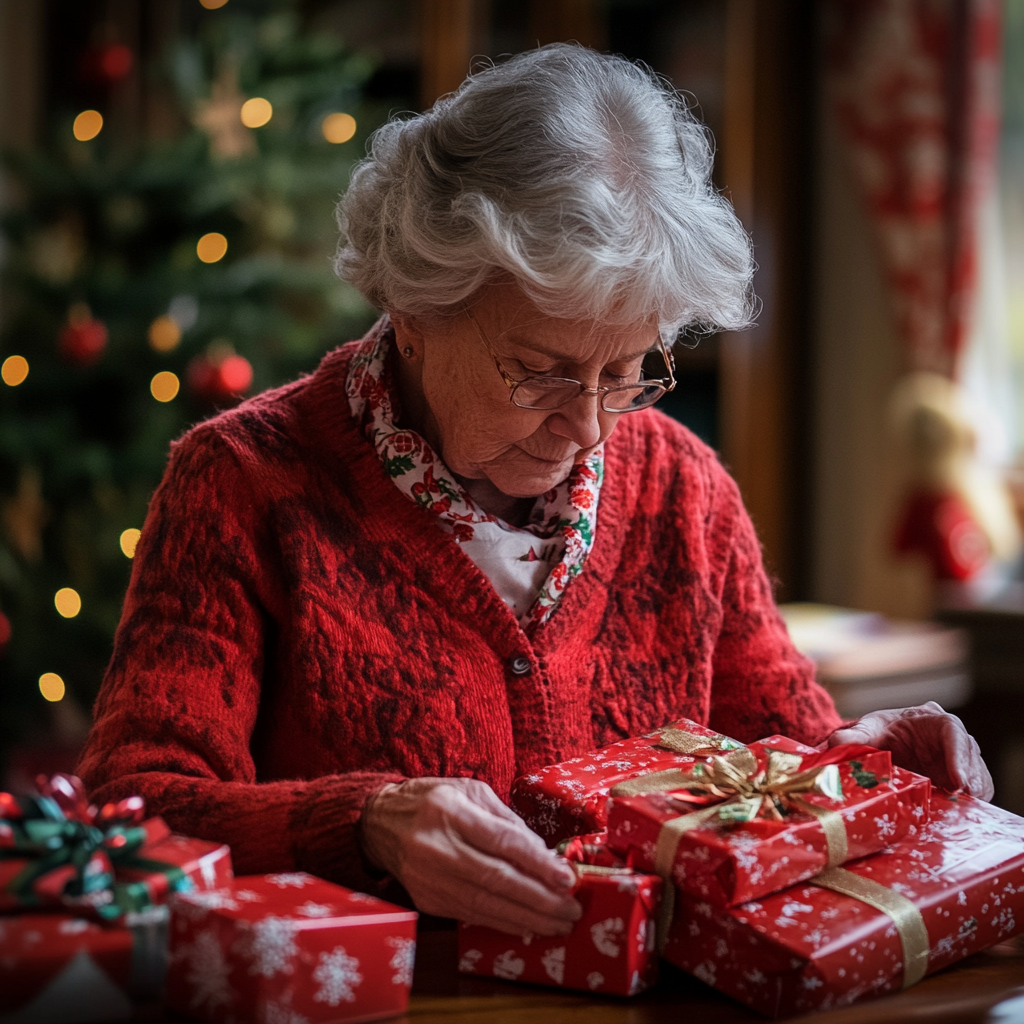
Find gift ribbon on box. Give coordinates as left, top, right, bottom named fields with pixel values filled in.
left=1, top=775, right=191, bottom=921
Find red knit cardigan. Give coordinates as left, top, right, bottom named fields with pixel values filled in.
left=78, top=336, right=842, bottom=893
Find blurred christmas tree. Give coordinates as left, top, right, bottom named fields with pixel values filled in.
left=0, top=2, right=385, bottom=768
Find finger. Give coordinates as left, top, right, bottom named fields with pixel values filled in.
left=944, top=724, right=995, bottom=799
left=451, top=796, right=576, bottom=890
left=829, top=718, right=885, bottom=748
left=458, top=886, right=579, bottom=936
left=463, top=781, right=529, bottom=825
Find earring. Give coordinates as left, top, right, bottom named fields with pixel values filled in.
left=401, top=346, right=415, bottom=359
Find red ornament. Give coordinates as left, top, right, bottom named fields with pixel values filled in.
left=58, top=308, right=107, bottom=366
left=79, top=43, right=134, bottom=85
left=0, top=610, right=10, bottom=653
left=187, top=351, right=253, bottom=405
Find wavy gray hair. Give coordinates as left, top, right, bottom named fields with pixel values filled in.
left=334, top=43, right=754, bottom=338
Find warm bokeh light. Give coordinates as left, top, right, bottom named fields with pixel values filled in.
left=120, top=528, right=141, bottom=558
left=73, top=110, right=104, bottom=141
left=39, top=672, right=65, bottom=702
left=197, top=232, right=228, bottom=263
left=54, top=588, right=82, bottom=618
left=1, top=355, right=29, bottom=386
left=149, top=315, right=182, bottom=352
left=199, top=0, right=229, bottom=7
left=151, top=371, right=180, bottom=402
left=322, top=112, right=357, bottom=144
left=241, top=97, right=273, bottom=128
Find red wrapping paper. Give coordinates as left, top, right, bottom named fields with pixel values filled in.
left=0, top=910, right=167, bottom=1020
left=607, top=746, right=932, bottom=906
left=662, top=791, right=1024, bottom=1017
left=458, top=861, right=663, bottom=996
left=512, top=718, right=740, bottom=846
left=166, top=873, right=418, bottom=1024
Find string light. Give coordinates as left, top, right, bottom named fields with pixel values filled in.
left=120, top=528, right=141, bottom=558
left=197, top=232, right=228, bottom=263
left=151, top=371, right=180, bottom=402
left=39, top=672, right=65, bottom=702
left=241, top=97, right=273, bottom=128
left=149, top=315, right=182, bottom=352
left=322, top=112, right=357, bottom=144
left=199, top=0, right=229, bottom=8
left=1, top=355, right=29, bottom=386
left=54, top=588, right=82, bottom=618
left=73, top=110, right=104, bottom=141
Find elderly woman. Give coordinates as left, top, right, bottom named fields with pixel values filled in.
left=79, top=45, right=992, bottom=940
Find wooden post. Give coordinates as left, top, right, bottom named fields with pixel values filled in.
left=528, top=0, right=606, bottom=50
left=420, top=0, right=478, bottom=109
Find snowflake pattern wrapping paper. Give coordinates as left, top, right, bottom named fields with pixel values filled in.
left=166, top=873, right=417, bottom=1024
left=0, top=909, right=168, bottom=1020
left=607, top=739, right=932, bottom=907
left=511, top=717, right=741, bottom=846
left=662, top=791, right=1024, bottom=1018
left=457, top=861, right=663, bottom=996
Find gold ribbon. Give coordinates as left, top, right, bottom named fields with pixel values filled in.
left=811, top=867, right=930, bottom=988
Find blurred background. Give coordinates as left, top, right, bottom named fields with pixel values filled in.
left=0, top=0, right=1022, bottom=808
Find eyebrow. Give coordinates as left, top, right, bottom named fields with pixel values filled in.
left=503, top=333, right=658, bottom=363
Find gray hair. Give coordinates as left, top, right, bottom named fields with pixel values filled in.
left=334, top=43, right=754, bottom=338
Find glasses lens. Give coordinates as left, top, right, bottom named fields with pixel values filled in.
left=512, top=378, right=582, bottom=410
left=602, top=384, right=666, bottom=413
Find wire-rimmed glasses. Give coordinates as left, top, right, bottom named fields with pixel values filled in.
left=463, top=307, right=677, bottom=413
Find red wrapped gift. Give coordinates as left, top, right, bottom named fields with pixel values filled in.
left=662, top=791, right=1024, bottom=1017
left=0, top=775, right=232, bottom=920
left=607, top=744, right=932, bottom=906
left=511, top=718, right=742, bottom=846
left=0, top=908, right=167, bottom=1021
left=458, top=860, right=664, bottom=996
left=166, top=872, right=418, bottom=1024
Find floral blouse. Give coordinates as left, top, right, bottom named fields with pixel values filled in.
left=345, top=319, right=603, bottom=629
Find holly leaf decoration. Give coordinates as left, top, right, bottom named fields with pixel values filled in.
left=849, top=760, right=879, bottom=789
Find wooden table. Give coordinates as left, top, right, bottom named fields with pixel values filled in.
left=403, top=926, right=1024, bottom=1023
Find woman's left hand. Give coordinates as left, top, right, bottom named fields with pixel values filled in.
left=827, top=701, right=994, bottom=800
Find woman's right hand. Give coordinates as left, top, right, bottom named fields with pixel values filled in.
left=359, top=776, right=582, bottom=936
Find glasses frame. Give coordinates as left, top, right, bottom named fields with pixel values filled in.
left=463, top=306, right=677, bottom=413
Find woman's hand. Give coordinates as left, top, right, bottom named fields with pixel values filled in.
left=359, top=777, right=582, bottom=936
left=828, top=701, right=994, bottom=800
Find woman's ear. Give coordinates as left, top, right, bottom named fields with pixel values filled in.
left=389, top=311, right=424, bottom=360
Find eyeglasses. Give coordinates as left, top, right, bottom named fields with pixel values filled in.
left=464, top=307, right=677, bottom=413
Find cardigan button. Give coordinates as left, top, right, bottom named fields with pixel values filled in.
left=509, top=656, right=532, bottom=676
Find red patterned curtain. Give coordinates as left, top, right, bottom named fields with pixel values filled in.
left=826, top=0, right=1001, bottom=377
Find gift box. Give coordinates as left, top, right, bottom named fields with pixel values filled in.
left=512, top=718, right=742, bottom=846
left=166, top=872, right=418, bottom=1024
left=662, top=790, right=1024, bottom=1017
left=458, top=860, right=664, bottom=996
left=0, top=775, right=232, bottom=921
left=607, top=743, right=932, bottom=907
left=0, top=908, right=168, bottom=1022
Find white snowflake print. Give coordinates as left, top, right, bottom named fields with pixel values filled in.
left=781, top=902, right=814, bottom=917
left=346, top=892, right=382, bottom=904
left=235, top=917, right=299, bottom=978
left=874, top=815, right=897, bottom=839
left=58, top=919, right=91, bottom=934
left=236, top=890, right=264, bottom=902
left=802, top=975, right=823, bottom=990
left=744, top=969, right=766, bottom=985
left=629, top=970, right=647, bottom=995
left=179, top=929, right=235, bottom=1011
left=590, top=917, right=624, bottom=957
left=387, top=936, right=416, bottom=986
left=587, top=971, right=605, bottom=990
left=458, top=949, right=482, bottom=973
left=541, top=946, right=566, bottom=984
left=493, top=951, right=526, bottom=980
left=615, top=875, right=640, bottom=895
left=693, top=961, right=716, bottom=986
left=313, top=947, right=363, bottom=1005
left=638, top=919, right=656, bottom=954
left=297, top=902, right=335, bottom=918
left=266, top=873, right=313, bottom=888
left=177, top=889, right=241, bottom=913
left=260, top=998, right=310, bottom=1024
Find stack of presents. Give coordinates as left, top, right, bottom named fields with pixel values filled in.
left=3, top=718, right=1024, bottom=1020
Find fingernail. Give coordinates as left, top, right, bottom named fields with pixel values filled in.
left=563, top=898, right=583, bottom=921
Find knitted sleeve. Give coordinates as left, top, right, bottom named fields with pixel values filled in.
left=76, top=427, right=404, bottom=891
left=705, top=466, right=843, bottom=747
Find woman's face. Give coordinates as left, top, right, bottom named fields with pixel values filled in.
left=392, top=279, right=659, bottom=499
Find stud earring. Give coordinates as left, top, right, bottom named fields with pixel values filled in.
left=401, top=346, right=415, bottom=359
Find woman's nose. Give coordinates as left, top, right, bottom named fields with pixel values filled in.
left=547, top=392, right=605, bottom=450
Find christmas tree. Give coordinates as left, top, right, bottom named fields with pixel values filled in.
left=0, top=3, right=385, bottom=766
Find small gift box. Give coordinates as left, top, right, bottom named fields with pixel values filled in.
left=0, top=775, right=232, bottom=921
left=511, top=718, right=742, bottom=846
left=458, top=860, right=664, bottom=996
left=662, top=790, right=1024, bottom=1018
left=0, top=908, right=168, bottom=1022
left=166, top=872, right=418, bottom=1024
left=607, top=744, right=932, bottom=906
